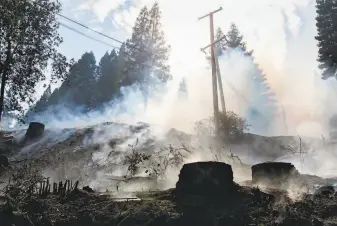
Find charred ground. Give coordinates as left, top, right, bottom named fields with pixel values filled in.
left=0, top=123, right=335, bottom=226
left=1, top=167, right=337, bottom=226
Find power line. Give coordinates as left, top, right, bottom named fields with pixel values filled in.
left=57, top=14, right=123, bottom=45
left=58, top=22, right=158, bottom=63
left=59, top=22, right=121, bottom=50
left=33, top=0, right=149, bottom=54
left=58, top=6, right=273, bottom=126
left=56, top=13, right=147, bottom=54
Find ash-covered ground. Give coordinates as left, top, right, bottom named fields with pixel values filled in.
left=1, top=122, right=337, bottom=226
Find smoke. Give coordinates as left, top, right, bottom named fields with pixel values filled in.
left=8, top=38, right=336, bottom=190
left=5, top=0, right=337, bottom=198
left=5, top=0, right=336, bottom=139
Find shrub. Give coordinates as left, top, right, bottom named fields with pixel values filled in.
left=3, top=163, right=44, bottom=206
left=194, top=111, right=250, bottom=140
left=121, top=142, right=190, bottom=183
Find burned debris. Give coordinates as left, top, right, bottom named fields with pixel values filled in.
left=82, top=185, right=94, bottom=193
left=0, top=123, right=333, bottom=226
left=0, top=158, right=334, bottom=226
left=175, top=161, right=238, bottom=202
left=251, top=162, right=301, bottom=188
left=314, top=185, right=335, bottom=197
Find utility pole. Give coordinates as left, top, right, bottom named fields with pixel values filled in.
left=215, top=53, right=226, bottom=114
left=198, top=7, right=222, bottom=136
left=201, top=36, right=227, bottom=114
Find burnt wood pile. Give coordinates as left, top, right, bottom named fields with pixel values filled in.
left=251, top=162, right=300, bottom=187
left=176, top=161, right=238, bottom=201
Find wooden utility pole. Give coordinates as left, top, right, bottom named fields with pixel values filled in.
left=201, top=35, right=227, bottom=114
left=215, top=55, right=226, bottom=113
left=198, top=7, right=222, bottom=136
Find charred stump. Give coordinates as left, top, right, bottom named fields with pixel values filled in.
left=0, top=155, right=9, bottom=168
left=83, top=186, right=94, bottom=193
left=20, top=122, right=45, bottom=145
left=251, top=162, right=300, bottom=187
left=24, top=122, right=45, bottom=143
left=176, top=162, right=238, bottom=201
left=0, top=155, right=9, bottom=176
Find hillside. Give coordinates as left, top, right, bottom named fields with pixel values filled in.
left=0, top=122, right=337, bottom=226
left=0, top=122, right=325, bottom=187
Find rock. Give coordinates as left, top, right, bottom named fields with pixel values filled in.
left=25, top=122, right=45, bottom=142
left=176, top=161, right=237, bottom=200
left=82, top=186, right=94, bottom=193
left=251, top=162, right=300, bottom=188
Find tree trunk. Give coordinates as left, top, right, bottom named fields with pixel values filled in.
left=0, top=71, right=7, bottom=125
left=0, top=38, right=12, bottom=125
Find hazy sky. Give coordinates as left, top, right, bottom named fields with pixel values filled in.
left=54, top=0, right=319, bottom=95
left=56, top=0, right=314, bottom=71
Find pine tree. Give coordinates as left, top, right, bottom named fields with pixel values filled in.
left=118, top=43, right=133, bottom=87
left=125, top=2, right=171, bottom=107
left=34, top=85, right=51, bottom=113
left=44, top=52, right=98, bottom=110
left=22, top=2, right=172, bottom=117
left=315, top=0, right=337, bottom=79
left=218, top=23, right=278, bottom=134
left=68, top=52, right=98, bottom=110
left=215, top=28, right=227, bottom=56
left=25, top=85, right=51, bottom=121
left=178, top=77, right=188, bottom=99
left=247, top=67, right=278, bottom=133
left=222, top=23, right=253, bottom=56
left=124, top=6, right=151, bottom=85
left=95, top=50, right=120, bottom=104
left=147, top=2, right=171, bottom=83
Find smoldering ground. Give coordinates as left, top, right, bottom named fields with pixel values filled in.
left=3, top=48, right=337, bottom=199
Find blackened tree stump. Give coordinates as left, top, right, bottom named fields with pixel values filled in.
left=25, top=122, right=45, bottom=141
left=176, top=162, right=238, bottom=200
left=0, top=155, right=9, bottom=167
left=251, top=162, right=300, bottom=187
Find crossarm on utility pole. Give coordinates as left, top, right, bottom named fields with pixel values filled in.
left=200, top=35, right=228, bottom=53
left=198, top=7, right=223, bottom=20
